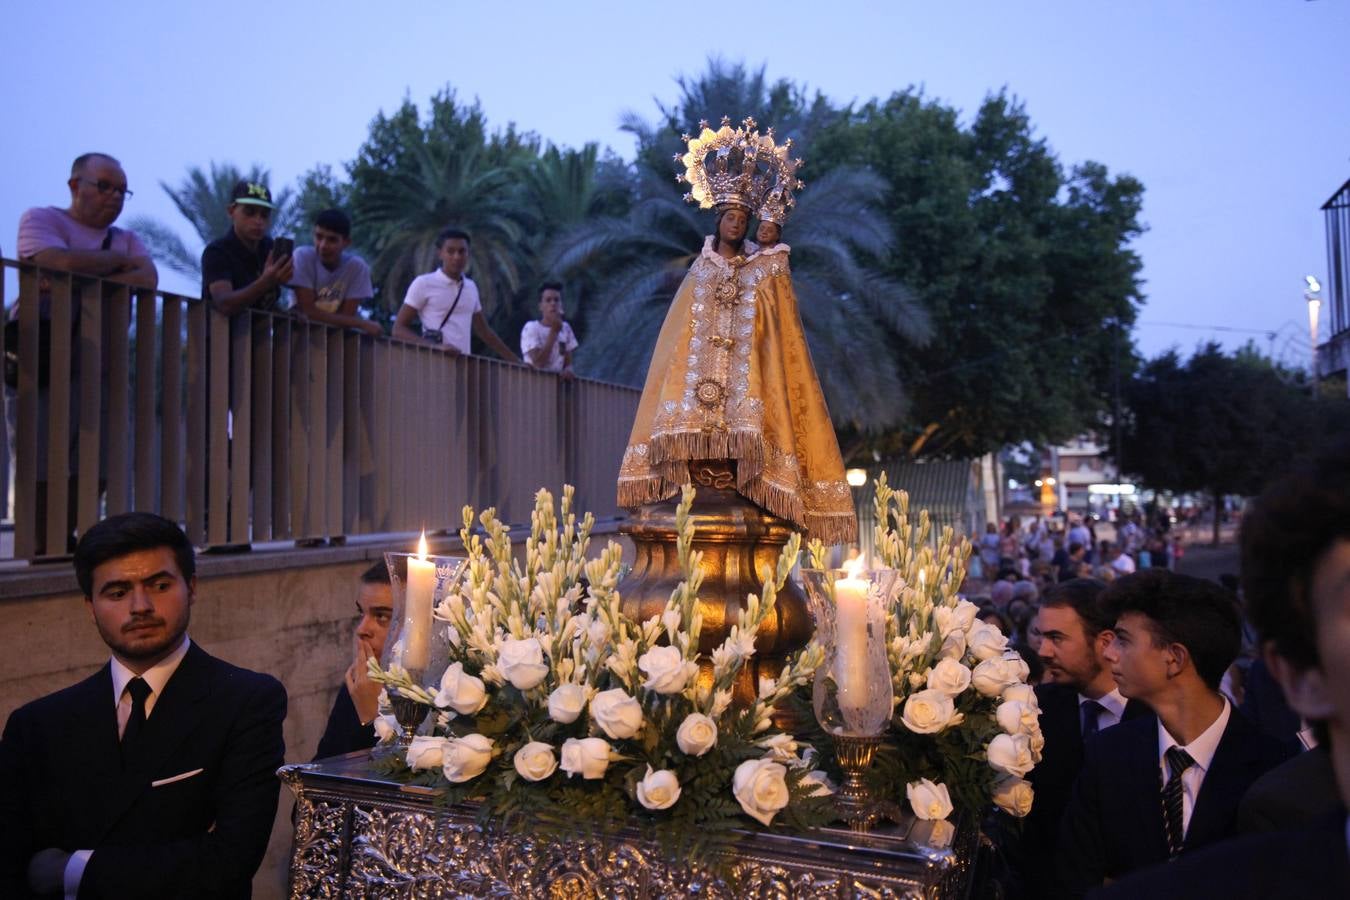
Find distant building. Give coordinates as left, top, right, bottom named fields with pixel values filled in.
left=1042, top=434, right=1127, bottom=516
left=1317, top=177, right=1350, bottom=397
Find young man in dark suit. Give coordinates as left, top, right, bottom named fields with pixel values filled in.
left=1094, top=444, right=1349, bottom=898
left=1057, top=570, right=1289, bottom=897
left=313, top=560, right=395, bottom=759
left=1017, top=578, right=1150, bottom=897
left=0, top=512, right=287, bottom=898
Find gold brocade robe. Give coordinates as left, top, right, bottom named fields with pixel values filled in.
left=618, top=238, right=858, bottom=545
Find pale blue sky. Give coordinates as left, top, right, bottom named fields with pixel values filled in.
left=2, top=0, right=1347, bottom=361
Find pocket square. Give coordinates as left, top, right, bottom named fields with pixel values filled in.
left=151, top=768, right=204, bottom=787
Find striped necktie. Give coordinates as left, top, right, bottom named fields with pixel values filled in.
left=1161, top=746, right=1195, bottom=858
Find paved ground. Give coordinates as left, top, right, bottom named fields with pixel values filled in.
left=1174, top=536, right=1241, bottom=585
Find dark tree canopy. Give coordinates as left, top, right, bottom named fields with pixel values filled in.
left=1122, top=343, right=1350, bottom=541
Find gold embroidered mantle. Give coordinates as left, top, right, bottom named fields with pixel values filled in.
left=618, top=238, right=858, bottom=545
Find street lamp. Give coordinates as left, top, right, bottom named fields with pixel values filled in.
left=1305, top=275, right=1322, bottom=397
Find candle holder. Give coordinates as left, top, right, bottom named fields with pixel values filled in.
left=382, top=548, right=468, bottom=744
left=388, top=689, right=429, bottom=750
left=802, top=568, right=901, bottom=831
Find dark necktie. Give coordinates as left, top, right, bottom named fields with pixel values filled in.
left=121, top=677, right=152, bottom=760
left=1080, top=699, right=1105, bottom=740
left=1161, top=746, right=1195, bottom=858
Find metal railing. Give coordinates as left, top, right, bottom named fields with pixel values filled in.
left=1, top=259, right=640, bottom=560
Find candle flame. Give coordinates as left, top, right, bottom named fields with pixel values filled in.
left=417, top=529, right=428, bottom=560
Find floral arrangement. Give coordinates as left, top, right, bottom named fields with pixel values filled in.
left=808, top=474, right=1040, bottom=828
left=367, top=484, right=832, bottom=853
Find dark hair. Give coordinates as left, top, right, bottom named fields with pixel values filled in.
left=71, top=152, right=120, bottom=177
left=1068, top=541, right=1084, bottom=555
left=538, top=281, right=563, bottom=298
left=1041, top=578, right=1112, bottom=637
left=314, top=208, right=351, bottom=238
left=74, top=512, right=195, bottom=597
left=1102, top=569, right=1242, bottom=691
left=1241, top=440, right=1350, bottom=670
left=436, top=228, right=471, bottom=248
left=360, top=560, right=391, bottom=585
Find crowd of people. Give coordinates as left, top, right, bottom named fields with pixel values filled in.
left=7, top=152, right=582, bottom=374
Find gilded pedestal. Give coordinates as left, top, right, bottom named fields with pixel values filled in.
left=617, top=462, right=813, bottom=712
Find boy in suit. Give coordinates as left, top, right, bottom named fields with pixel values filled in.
left=1057, top=570, right=1288, bottom=897
left=1095, top=444, right=1349, bottom=898
left=0, top=512, right=286, bottom=898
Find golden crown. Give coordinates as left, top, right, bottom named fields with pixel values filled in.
left=675, top=117, right=804, bottom=224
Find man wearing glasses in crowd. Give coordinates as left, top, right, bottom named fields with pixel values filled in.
left=202, top=181, right=293, bottom=315
left=9, top=152, right=158, bottom=555
left=15, top=152, right=158, bottom=289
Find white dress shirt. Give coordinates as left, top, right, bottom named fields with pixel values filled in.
left=65, top=636, right=193, bottom=899
left=1080, top=687, right=1128, bottom=732
left=1157, top=697, right=1231, bottom=837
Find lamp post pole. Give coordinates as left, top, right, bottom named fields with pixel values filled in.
left=1305, top=275, right=1322, bottom=399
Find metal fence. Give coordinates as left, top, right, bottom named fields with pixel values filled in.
left=1, top=259, right=639, bottom=560
left=1323, top=178, right=1350, bottom=340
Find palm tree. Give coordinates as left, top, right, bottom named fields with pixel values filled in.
left=125, top=162, right=297, bottom=282
left=547, top=60, right=930, bottom=434
left=346, top=91, right=533, bottom=317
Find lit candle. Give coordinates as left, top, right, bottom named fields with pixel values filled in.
left=404, top=530, right=435, bottom=671
left=834, top=576, right=871, bottom=723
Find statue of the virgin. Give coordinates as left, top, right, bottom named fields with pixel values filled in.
left=617, top=118, right=858, bottom=545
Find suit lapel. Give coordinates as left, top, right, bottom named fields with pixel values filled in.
left=63, top=666, right=128, bottom=845
left=1121, top=717, right=1169, bottom=864
left=1186, top=712, right=1257, bottom=849
left=97, top=643, right=215, bottom=842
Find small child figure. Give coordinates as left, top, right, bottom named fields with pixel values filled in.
left=755, top=220, right=782, bottom=248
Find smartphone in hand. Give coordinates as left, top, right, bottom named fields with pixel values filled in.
left=271, top=236, right=295, bottom=260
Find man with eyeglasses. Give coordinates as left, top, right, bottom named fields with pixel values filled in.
left=15, top=152, right=158, bottom=289
left=201, top=181, right=293, bottom=315
left=8, top=152, right=157, bottom=556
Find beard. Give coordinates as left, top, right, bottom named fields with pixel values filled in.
left=100, top=611, right=190, bottom=665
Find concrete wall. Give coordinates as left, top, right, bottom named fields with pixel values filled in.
left=0, top=524, right=630, bottom=899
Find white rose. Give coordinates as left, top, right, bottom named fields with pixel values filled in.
left=987, top=732, right=1035, bottom=777
left=637, top=645, right=697, bottom=695
left=513, top=741, right=558, bottom=782
left=442, top=734, right=494, bottom=783
left=732, top=758, right=790, bottom=826
left=926, top=658, right=973, bottom=696
left=590, top=688, right=643, bottom=739
left=547, top=683, right=588, bottom=724
left=1005, top=652, right=1031, bottom=683
left=498, top=637, right=550, bottom=691
left=938, top=628, right=967, bottom=661
left=950, top=599, right=980, bottom=632
left=372, top=715, right=399, bottom=744
left=971, top=656, right=1020, bottom=697
left=406, top=735, right=450, bottom=770
left=434, top=662, right=488, bottom=715
left=676, top=713, right=718, bottom=757
left=900, top=689, right=957, bottom=734
left=1001, top=683, right=1039, bottom=708
left=931, top=606, right=959, bottom=637
left=635, top=765, right=682, bottom=810
left=1029, top=725, right=1046, bottom=762
left=992, top=774, right=1035, bottom=818
left=906, top=778, right=954, bottom=820
left=559, top=736, right=611, bottom=779
left=967, top=622, right=1010, bottom=661
left=996, top=700, right=1040, bottom=736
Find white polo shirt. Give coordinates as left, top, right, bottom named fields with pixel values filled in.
left=402, top=269, right=481, bottom=354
